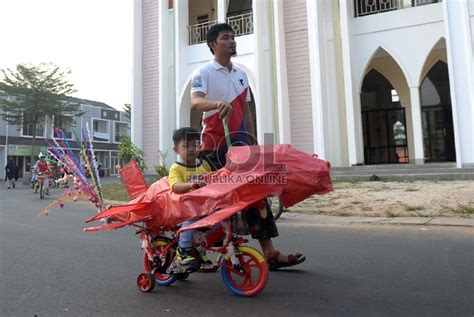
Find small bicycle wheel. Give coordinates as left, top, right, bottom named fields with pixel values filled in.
left=137, top=272, right=155, bottom=292
left=266, top=196, right=284, bottom=220
left=143, top=241, right=177, bottom=287
left=175, top=273, right=189, bottom=280
left=220, top=246, right=269, bottom=297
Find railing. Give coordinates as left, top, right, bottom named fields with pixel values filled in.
left=188, top=20, right=218, bottom=45
left=355, top=0, right=441, bottom=17
left=226, top=11, right=253, bottom=37
left=413, top=0, right=440, bottom=7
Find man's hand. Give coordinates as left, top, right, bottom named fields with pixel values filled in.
left=216, top=101, right=233, bottom=121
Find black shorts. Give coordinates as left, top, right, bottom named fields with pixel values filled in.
left=244, top=205, right=279, bottom=240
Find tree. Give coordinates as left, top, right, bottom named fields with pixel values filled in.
left=0, top=63, right=83, bottom=166
left=118, top=137, right=147, bottom=171
left=123, top=103, right=131, bottom=121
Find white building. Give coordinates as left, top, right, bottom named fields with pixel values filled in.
left=132, top=0, right=474, bottom=172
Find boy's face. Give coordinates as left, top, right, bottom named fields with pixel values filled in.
left=211, top=30, right=236, bottom=57
left=174, top=139, right=200, bottom=164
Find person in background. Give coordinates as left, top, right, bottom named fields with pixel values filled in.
left=5, top=159, right=18, bottom=189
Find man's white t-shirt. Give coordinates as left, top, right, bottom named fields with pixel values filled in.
left=191, top=59, right=252, bottom=151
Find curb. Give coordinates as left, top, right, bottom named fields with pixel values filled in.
left=279, top=212, right=474, bottom=228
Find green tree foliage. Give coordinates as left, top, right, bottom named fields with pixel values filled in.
left=118, top=137, right=147, bottom=171
left=0, top=63, right=83, bottom=164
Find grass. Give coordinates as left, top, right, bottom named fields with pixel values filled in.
left=384, top=210, right=398, bottom=218
left=445, top=203, right=474, bottom=217
left=330, top=211, right=352, bottom=217
left=101, top=183, right=129, bottom=201
left=101, top=176, right=163, bottom=202
left=400, top=203, right=424, bottom=211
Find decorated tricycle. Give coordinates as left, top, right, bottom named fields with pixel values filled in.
left=41, top=128, right=332, bottom=297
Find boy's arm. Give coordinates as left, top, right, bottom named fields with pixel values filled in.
left=172, top=182, right=194, bottom=193
left=169, top=165, right=200, bottom=193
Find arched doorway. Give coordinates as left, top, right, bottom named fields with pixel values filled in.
left=361, top=69, right=409, bottom=164
left=420, top=61, right=455, bottom=162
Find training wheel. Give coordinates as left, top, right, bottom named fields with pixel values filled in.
left=137, top=272, right=155, bottom=292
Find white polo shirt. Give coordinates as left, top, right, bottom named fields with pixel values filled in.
left=191, top=59, right=251, bottom=151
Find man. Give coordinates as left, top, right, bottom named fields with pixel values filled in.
left=190, top=23, right=305, bottom=270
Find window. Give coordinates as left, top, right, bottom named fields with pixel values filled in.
left=54, top=115, right=74, bottom=139
left=391, top=89, right=400, bottom=103
left=114, top=122, right=129, bottom=143
left=92, top=118, right=110, bottom=142
left=22, top=113, right=46, bottom=137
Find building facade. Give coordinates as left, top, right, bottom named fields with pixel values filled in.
left=133, top=0, right=474, bottom=173
left=0, top=97, right=130, bottom=178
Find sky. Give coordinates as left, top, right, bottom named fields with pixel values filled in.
left=0, top=0, right=133, bottom=111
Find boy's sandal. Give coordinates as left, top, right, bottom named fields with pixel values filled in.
left=266, top=251, right=306, bottom=271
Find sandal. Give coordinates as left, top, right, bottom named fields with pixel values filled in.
left=266, top=251, right=306, bottom=271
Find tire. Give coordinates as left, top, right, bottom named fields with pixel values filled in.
left=220, top=246, right=269, bottom=297
left=39, top=182, right=44, bottom=199
left=143, top=241, right=177, bottom=287
left=137, top=272, right=155, bottom=292
left=175, top=273, right=189, bottom=280
left=266, top=196, right=284, bottom=220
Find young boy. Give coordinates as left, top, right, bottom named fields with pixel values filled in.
left=168, top=127, right=212, bottom=271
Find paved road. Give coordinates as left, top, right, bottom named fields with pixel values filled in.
left=1, top=184, right=473, bottom=316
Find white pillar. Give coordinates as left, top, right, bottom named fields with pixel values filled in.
left=443, top=0, right=474, bottom=167
left=253, top=0, right=274, bottom=143
left=132, top=0, right=143, bottom=148
left=306, top=0, right=327, bottom=159
left=159, top=0, right=176, bottom=166
left=409, top=86, right=424, bottom=164
left=339, top=0, right=362, bottom=165
left=217, top=0, right=226, bottom=23
left=174, top=0, right=188, bottom=128
left=272, top=0, right=291, bottom=144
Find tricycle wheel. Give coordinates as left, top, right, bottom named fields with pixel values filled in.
left=143, top=241, right=177, bottom=286
left=175, top=273, right=189, bottom=280
left=137, top=272, right=155, bottom=292
left=220, top=246, right=269, bottom=297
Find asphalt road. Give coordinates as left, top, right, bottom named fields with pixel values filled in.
left=1, top=183, right=473, bottom=316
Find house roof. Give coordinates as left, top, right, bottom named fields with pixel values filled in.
left=65, top=97, right=117, bottom=110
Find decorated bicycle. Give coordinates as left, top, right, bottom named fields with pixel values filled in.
left=40, top=128, right=333, bottom=297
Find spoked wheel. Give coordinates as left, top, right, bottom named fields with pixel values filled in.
left=143, top=240, right=177, bottom=286
left=266, top=196, right=284, bottom=220
left=137, top=272, right=155, bottom=292
left=220, top=246, right=269, bottom=297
